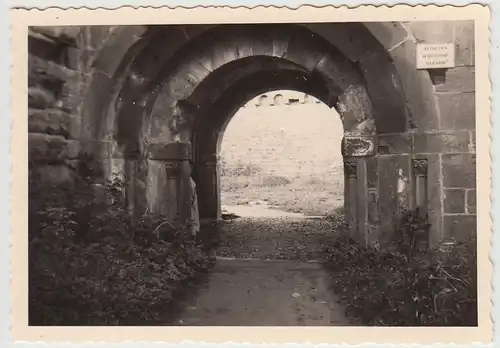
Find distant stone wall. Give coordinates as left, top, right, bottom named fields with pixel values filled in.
left=220, top=93, right=344, bottom=179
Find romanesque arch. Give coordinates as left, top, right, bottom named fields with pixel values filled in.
left=74, top=22, right=441, bottom=245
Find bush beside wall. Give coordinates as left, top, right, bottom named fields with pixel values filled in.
left=323, top=209, right=477, bottom=326
left=29, top=172, right=211, bottom=326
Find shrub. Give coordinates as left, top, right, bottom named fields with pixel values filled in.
left=219, top=157, right=261, bottom=177
left=257, top=174, right=291, bottom=187
left=29, top=171, right=211, bottom=325
left=323, top=208, right=477, bottom=326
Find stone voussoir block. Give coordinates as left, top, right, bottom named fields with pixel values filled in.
left=442, top=153, right=476, bottom=188
left=413, top=131, right=470, bottom=153
left=341, top=136, right=375, bottom=157
left=28, top=108, right=79, bottom=139
left=148, top=141, right=192, bottom=161
left=443, top=188, right=466, bottom=214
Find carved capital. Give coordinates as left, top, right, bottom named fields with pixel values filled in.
left=412, top=159, right=428, bottom=176
left=165, top=162, right=182, bottom=177
left=344, top=161, right=358, bottom=178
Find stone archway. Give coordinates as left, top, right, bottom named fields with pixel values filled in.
left=77, top=22, right=430, bottom=246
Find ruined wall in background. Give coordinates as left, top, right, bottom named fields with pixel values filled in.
left=220, top=91, right=344, bottom=180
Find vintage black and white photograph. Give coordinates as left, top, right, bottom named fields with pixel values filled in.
left=13, top=4, right=491, bottom=344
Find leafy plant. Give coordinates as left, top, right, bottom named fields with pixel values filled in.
left=29, top=170, right=211, bottom=325
left=323, top=208, right=477, bottom=326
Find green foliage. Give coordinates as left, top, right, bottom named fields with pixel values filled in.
left=29, top=171, right=211, bottom=326
left=323, top=208, right=477, bottom=326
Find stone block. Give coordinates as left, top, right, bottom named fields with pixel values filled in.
left=443, top=214, right=477, bottom=240
left=389, top=40, right=440, bottom=131
left=92, top=26, right=147, bottom=77
left=363, top=22, right=408, bottom=50
left=28, top=87, right=56, bottom=109
left=80, top=71, right=117, bottom=140
left=366, top=157, right=378, bottom=188
left=377, top=133, right=412, bottom=154
left=148, top=141, right=192, bottom=161
left=443, top=188, right=466, bottom=213
left=367, top=189, right=380, bottom=224
left=413, top=131, right=470, bottom=153
left=28, top=108, right=79, bottom=139
left=442, top=153, right=476, bottom=188
left=454, top=20, right=475, bottom=66
left=79, top=140, right=120, bottom=160
left=437, top=92, right=475, bottom=130
left=467, top=189, right=477, bottom=214
left=28, top=133, right=77, bottom=162
left=341, top=136, right=375, bottom=157
left=303, top=22, right=377, bottom=62
left=358, top=51, right=408, bottom=134
left=87, top=26, right=115, bottom=50
left=377, top=154, right=411, bottom=239
left=409, top=21, right=455, bottom=43
left=34, top=164, right=74, bottom=185
left=434, top=67, right=475, bottom=93
left=424, top=154, right=444, bottom=245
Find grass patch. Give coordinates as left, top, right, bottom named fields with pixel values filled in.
left=29, top=171, right=212, bottom=326
left=256, top=175, right=292, bottom=187
left=322, top=208, right=477, bottom=326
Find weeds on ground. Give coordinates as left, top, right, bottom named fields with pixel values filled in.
left=29, top=171, right=211, bottom=326
left=323, top=208, right=477, bottom=326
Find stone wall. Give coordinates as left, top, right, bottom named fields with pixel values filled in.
left=28, top=26, right=84, bottom=184
left=410, top=20, right=476, bottom=244
left=27, top=21, right=477, bottom=247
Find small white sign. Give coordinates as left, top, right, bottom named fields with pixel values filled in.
left=416, top=43, right=456, bottom=69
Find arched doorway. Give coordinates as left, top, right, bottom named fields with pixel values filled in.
left=217, top=90, right=344, bottom=218
left=83, top=22, right=415, bottom=246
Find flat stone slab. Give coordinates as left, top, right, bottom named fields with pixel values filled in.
left=172, top=258, right=352, bottom=326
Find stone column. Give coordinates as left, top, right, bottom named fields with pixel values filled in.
left=195, top=153, right=220, bottom=221
left=412, top=158, right=429, bottom=214
left=342, top=135, right=375, bottom=243
left=344, top=160, right=358, bottom=239
left=147, top=141, right=192, bottom=224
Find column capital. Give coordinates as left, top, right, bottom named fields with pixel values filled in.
left=342, top=136, right=376, bottom=157
left=412, top=158, right=428, bottom=176
left=344, top=161, right=358, bottom=178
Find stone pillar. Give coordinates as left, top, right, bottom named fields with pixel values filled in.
left=195, top=153, right=220, bottom=221
left=147, top=141, right=192, bottom=224
left=412, top=158, right=429, bottom=214
left=344, top=160, right=358, bottom=239
left=341, top=135, right=375, bottom=243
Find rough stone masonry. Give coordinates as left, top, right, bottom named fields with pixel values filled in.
left=28, top=21, right=476, bottom=247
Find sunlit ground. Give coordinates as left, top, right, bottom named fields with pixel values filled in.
left=219, top=90, right=345, bottom=216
